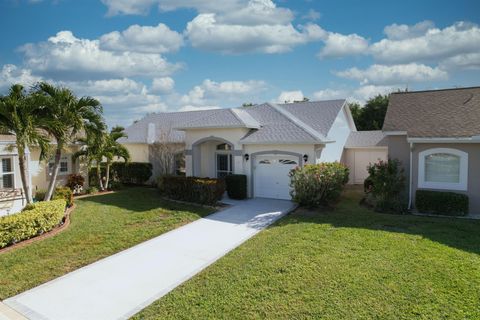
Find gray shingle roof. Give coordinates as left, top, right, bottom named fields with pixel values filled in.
left=345, top=131, right=387, bottom=148
left=279, top=100, right=346, bottom=137
left=383, top=87, right=480, bottom=138
left=120, top=99, right=348, bottom=144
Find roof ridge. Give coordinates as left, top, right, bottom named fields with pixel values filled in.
left=391, top=86, right=480, bottom=95
left=266, top=102, right=330, bottom=142
left=231, top=108, right=261, bottom=129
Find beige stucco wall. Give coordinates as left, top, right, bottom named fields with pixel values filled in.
left=344, top=148, right=388, bottom=184
left=123, top=143, right=149, bottom=162
left=411, top=143, right=480, bottom=214
left=30, top=145, right=88, bottom=196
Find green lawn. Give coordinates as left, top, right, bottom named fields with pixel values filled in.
left=0, top=187, right=213, bottom=299
left=132, top=187, right=480, bottom=320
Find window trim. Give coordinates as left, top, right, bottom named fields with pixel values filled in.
left=418, top=148, right=468, bottom=191
left=48, top=155, right=71, bottom=177
left=0, top=157, right=15, bottom=189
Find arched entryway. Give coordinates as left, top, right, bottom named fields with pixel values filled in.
left=191, top=137, right=238, bottom=178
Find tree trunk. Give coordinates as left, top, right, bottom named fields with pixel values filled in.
left=96, top=162, right=104, bottom=191
left=44, top=147, right=61, bottom=201
left=105, top=161, right=110, bottom=190
left=17, top=147, right=33, bottom=204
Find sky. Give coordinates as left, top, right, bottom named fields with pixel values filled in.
left=0, top=0, right=479, bottom=128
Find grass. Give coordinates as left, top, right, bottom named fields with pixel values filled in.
left=0, top=187, right=213, bottom=299
left=132, top=187, right=480, bottom=320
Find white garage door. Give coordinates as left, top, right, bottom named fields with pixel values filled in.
left=351, top=149, right=387, bottom=184
left=254, top=154, right=298, bottom=200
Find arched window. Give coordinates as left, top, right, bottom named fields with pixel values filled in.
left=418, top=148, right=468, bottom=191
left=216, top=143, right=232, bottom=151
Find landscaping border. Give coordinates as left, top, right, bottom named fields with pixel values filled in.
left=0, top=204, right=75, bottom=255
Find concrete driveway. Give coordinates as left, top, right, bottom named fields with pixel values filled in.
left=4, top=198, right=295, bottom=320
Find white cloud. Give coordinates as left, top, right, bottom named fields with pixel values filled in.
left=319, top=32, right=369, bottom=58
left=277, top=90, right=304, bottom=103
left=215, top=0, right=293, bottom=26
left=99, top=23, right=183, bottom=54
left=64, top=78, right=146, bottom=96
left=439, top=52, right=480, bottom=70
left=20, top=31, right=181, bottom=80
left=101, top=0, right=242, bottom=16
left=186, top=13, right=325, bottom=54
left=0, top=64, right=42, bottom=91
left=151, top=77, right=175, bottom=93
left=302, top=9, right=321, bottom=21
left=312, top=88, right=349, bottom=101
left=370, top=22, right=480, bottom=64
left=383, top=20, right=435, bottom=40
left=336, top=63, right=448, bottom=85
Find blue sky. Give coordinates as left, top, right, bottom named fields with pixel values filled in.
left=1, top=0, right=479, bottom=127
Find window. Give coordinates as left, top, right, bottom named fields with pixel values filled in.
left=259, top=159, right=271, bottom=164
left=216, top=143, right=232, bottom=151
left=48, top=155, right=70, bottom=176
left=418, top=148, right=468, bottom=191
left=279, top=159, right=297, bottom=165
left=1, top=158, right=14, bottom=189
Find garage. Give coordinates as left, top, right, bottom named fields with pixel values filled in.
left=343, top=131, right=388, bottom=184
left=253, top=154, right=299, bottom=200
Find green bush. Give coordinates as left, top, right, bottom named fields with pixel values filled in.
left=34, top=190, right=46, bottom=202
left=289, top=162, right=349, bottom=207
left=86, top=186, right=98, bottom=194
left=366, top=159, right=407, bottom=214
left=52, top=187, right=74, bottom=207
left=416, top=190, right=469, bottom=216
left=159, top=176, right=226, bottom=206
left=89, top=162, right=152, bottom=186
left=0, top=199, right=66, bottom=248
left=225, top=174, right=247, bottom=200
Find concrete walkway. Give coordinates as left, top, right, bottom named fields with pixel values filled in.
left=4, top=198, right=295, bottom=320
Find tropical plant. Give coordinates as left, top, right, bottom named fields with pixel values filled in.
left=102, top=126, right=130, bottom=190
left=0, top=84, right=50, bottom=203
left=34, top=82, right=105, bottom=200
left=73, top=130, right=106, bottom=190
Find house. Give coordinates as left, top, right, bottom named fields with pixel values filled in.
left=120, top=100, right=388, bottom=200
left=0, top=135, right=88, bottom=216
left=383, top=86, right=480, bottom=214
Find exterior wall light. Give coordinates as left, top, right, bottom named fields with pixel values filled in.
left=244, top=153, right=250, bottom=161
left=303, top=154, right=309, bottom=162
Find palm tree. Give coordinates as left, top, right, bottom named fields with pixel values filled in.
left=0, top=84, right=50, bottom=203
left=34, top=82, right=105, bottom=201
left=73, top=129, right=106, bottom=191
left=102, top=126, right=130, bottom=190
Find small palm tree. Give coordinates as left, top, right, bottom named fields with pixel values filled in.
left=34, top=82, right=105, bottom=201
left=102, top=126, right=130, bottom=190
left=0, top=84, right=50, bottom=203
left=73, top=130, right=106, bottom=190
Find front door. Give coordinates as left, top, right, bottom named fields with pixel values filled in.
left=216, top=153, right=232, bottom=178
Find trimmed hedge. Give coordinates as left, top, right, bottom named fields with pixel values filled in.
left=416, top=190, right=469, bottom=216
left=0, top=199, right=66, bottom=248
left=158, top=176, right=226, bottom=206
left=89, top=162, right=153, bottom=187
left=225, top=174, right=247, bottom=200
left=289, top=162, right=349, bottom=207
left=53, top=187, right=74, bottom=207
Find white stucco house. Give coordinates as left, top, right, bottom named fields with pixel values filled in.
left=0, top=135, right=88, bottom=216
left=120, top=100, right=388, bottom=200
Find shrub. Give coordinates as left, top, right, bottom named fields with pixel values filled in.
left=52, top=187, right=74, bottom=207
left=66, top=174, right=85, bottom=193
left=86, top=186, right=98, bottom=195
left=89, top=162, right=153, bottom=186
left=159, top=176, right=226, bottom=206
left=34, top=190, right=46, bottom=202
left=416, top=190, right=469, bottom=216
left=108, top=180, right=123, bottom=190
left=289, top=162, right=349, bottom=207
left=0, top=199, right=66, bottom=248
left=366, top=159, right=407, bottom=214
left=225, top=174, right=247, bottom=200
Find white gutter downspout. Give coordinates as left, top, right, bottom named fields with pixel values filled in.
left=408, top=142, right=414, bottom=210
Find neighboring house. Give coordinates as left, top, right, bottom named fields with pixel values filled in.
left=0, top=135, right=88, bottom=216
left=121, top=100, right=387, bottom=200
left=383, top=86, right=480, bottom=214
